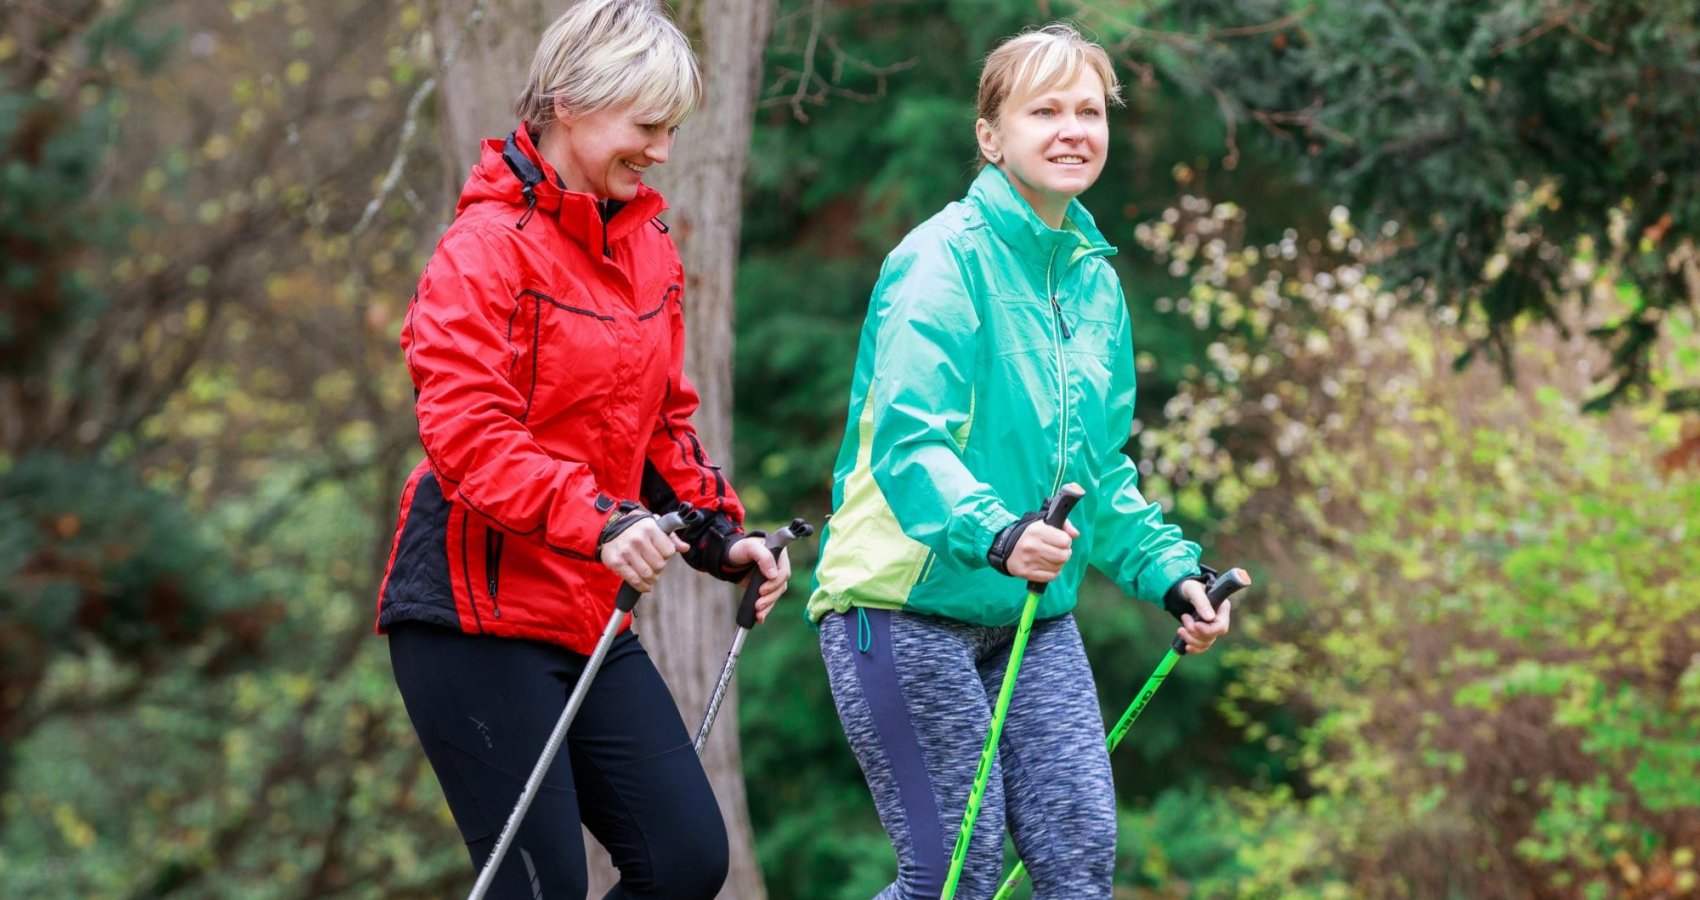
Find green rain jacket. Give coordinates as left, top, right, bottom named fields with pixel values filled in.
left=807, top=167, right=1201, bottom=627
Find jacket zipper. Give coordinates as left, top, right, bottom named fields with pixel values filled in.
left=485, top=528, right=504, bottom=618
left=1047, top=247, right=1070, bottom=493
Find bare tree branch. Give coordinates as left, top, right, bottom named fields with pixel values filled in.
left=355, top=0, right=494, bottom=235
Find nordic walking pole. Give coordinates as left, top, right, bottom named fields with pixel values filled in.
left=468, top=505, right=700, bottom=900
left=991, top=567, right=1252, bottom=900
left=940, top=483, right=1086, bottom=900
left=693, top=517, right=814, bottom=753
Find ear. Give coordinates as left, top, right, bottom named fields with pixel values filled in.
left=552, top=97, right=575, bottom=128
left=975, top=117, right=1001, bottom=166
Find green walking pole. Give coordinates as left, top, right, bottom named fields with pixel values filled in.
left=940, top=482, right=1086, bottom=900
left=990, top=566, right=1252, bottom=900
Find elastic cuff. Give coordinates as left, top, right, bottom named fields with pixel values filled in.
left=971, top=507, right=1021, bottom=570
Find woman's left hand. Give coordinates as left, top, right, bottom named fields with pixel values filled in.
left=1175, top=579, right=1232, bottom=654
left=726, top=538, right=792, bottom=623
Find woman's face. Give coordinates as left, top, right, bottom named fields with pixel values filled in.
left=977, top=67, right=1109, bottom=226
left=549, top=101, right=678, bottom=201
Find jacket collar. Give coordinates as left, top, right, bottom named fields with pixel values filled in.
left=460, top=123, right=669, bottom=251
left=966, top=166, right=1116, bottom=272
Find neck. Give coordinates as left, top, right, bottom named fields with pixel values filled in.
left=997, top=165, right=1068, bottom=229
left=534, top=123, right=590, bottom=195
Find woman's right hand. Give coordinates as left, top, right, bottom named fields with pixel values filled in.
left=600, top=517, right=690, bottom=592
left=1004, top=520, right=1078, bottom=583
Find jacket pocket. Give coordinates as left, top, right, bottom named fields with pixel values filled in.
left=484, top=528, right=505, bottom=619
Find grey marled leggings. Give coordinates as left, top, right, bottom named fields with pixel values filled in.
left=819, top=608, right=1115, bottom=900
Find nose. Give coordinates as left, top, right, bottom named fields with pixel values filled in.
left=647, top=131, right=674, bottom=165
left=1058, top=114, right=1086, bottom=141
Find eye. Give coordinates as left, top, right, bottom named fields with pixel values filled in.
left=1081, top=107, right=1103, bottom=118
left=1032, top=106, right=1057, bottom=117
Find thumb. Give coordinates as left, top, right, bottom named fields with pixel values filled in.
left=1189, top=583, right=1216, bottom=622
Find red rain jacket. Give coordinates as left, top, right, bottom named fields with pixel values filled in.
left=376, top=126, right=746, bottom=654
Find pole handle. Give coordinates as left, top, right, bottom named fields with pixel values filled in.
left=1027, top=482, right=1085, bottom=595
left=735, top=517, right=813, bottom=629
left=1171, top=566, right=1250, bottom=654
left=613, top=505, right=698, bottom=613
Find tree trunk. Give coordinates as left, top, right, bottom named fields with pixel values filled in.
left=635, top=0, right=776, bottom=896
left=434, top=0, right=547, bottom=179
left=430, top=1, right=776, bottom=897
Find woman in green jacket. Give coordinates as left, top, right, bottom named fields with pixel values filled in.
left=810, top=23, right=1233, bottom=899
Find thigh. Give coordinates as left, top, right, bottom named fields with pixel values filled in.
left=388, top=622, right=589, bottom=900
left=822, top=608, right=1007, bottom=899
left=994, top=615, right=1116, bottom=900
left=567, top=633, right=728, bottom=900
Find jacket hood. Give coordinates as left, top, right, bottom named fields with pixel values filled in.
left=456, top=123, right=669, bottom=250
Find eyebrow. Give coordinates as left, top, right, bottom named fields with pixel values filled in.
left=1025, top=93, right=1105, bottom=107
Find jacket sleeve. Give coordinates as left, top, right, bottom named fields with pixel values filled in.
left=868, top=230, right=1018, bottom=569
left=641, top=282, right=748, bottom=576
left=1087, top=289, right=1201, bottom=604
left=402, top=226, right=607, bottom=558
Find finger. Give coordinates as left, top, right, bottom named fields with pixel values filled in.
left=670, top=535, right=690, bottom=553
left=1063, top=521, right=1080, bottom=538
left=1036, top=524, right=1074, bottom=548
left=646, top=527, right=680, bottom=560
left=753, top=545, right=780, bottom=579
left=1035, top=546, right=1072, bottom=569
left=754, top=592, right=779, bottom=623
left=1188, top=585, right=1217, bottom=623
left=619, top=561, right=654, bottom=590
left=633, top=533, right=671, bottom=572
left=777, top=548, right=792, bottom=580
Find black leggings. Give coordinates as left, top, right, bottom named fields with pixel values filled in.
left=388, top=622, right=728, bottom=900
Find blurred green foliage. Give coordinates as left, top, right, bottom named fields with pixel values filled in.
left=2, top=0, right=1697, bottom=897
left=1137, top=0, right=1700, bottom=409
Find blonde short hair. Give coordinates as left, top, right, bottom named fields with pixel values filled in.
left=976, top=22, right=1122, bottom=151
left=515, top=0, right=702, bottom=131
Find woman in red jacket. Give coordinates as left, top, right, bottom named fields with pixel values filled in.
left=375, top=1, right=788, bottom=896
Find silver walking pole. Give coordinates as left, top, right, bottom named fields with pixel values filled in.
left=693, top=517, right=814, bottom=752
left=467, top=506, right=697, bottom=900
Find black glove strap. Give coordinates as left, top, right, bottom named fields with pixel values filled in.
left=1162, top=564, right=1220, bottom=622
left=986, top=511, right=1043, bottom=576
left=597, top=501, right=653, bottom=555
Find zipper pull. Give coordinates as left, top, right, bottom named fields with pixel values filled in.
left=1050, top=296, right=1072, bottom=340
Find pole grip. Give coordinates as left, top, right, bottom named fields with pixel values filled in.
left=735, top=517, right=813, bottom=629
left=614, top=505, right=698, bottom=613
left=1027, top=483, right=1085, bottom=595
left=1171, top=566, right=1250, bottom=654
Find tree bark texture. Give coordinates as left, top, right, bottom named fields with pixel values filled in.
left=633, top=0, right=777, bottom=896
left=434, top=0, right=547, bottom=180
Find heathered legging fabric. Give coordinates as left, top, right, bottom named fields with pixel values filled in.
left=388, top=621, right=728, bottom=900
left=820, top=609, right=1116, bottom=900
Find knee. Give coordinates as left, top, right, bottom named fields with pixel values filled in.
left=636, top=812, right=728, bottom=900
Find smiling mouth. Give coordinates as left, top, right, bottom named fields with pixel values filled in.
left=622, top=161, right=648, bottom=175
left=1050, top=155, right=1088, bottom=165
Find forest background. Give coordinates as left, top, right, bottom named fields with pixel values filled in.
left=3, top=0, right=1698, bottom=897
